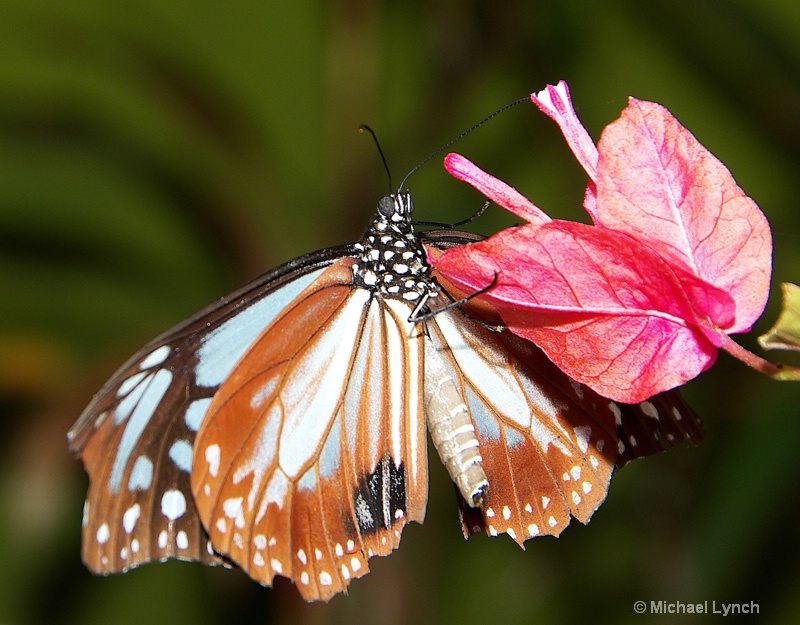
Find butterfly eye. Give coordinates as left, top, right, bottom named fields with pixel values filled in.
left=377, top=196, right=395, bottom=218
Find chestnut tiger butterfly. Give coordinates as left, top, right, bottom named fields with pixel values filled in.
left=68, top=190, right=703, bottom=602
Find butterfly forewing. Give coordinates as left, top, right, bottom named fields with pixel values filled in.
left=68, top=246, right=353, bottom=577
left=190, top=260, right=428, bottom=601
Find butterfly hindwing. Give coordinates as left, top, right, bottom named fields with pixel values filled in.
left=68, top=246, right=354, bottom=576
left=191, top=259, right=428, bottom=601
left=613, top=391, right=704, bottom=467
left=73, top=364, right=222, bottom=572
left=422, top=247, right=704, bottom=544
left=424, top=305, right=618, bottom=544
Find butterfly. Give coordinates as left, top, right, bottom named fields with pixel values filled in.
left=68, top=190, right=704, bottom=601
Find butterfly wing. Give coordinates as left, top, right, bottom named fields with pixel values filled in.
left=424, top=306, right=617, bottom=543
left=613, top=391, right=704, bottom=468
left=190, top=259, right=428, bottom=602
left=422, top=234, right=704, bottom=543
left=68, top=245, right=355, bottom=575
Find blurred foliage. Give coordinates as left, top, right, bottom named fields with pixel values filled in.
left=1, top=1, right=799, bottom=624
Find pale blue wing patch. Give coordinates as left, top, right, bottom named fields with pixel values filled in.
left=195, top=268, right=325, bottom=388
left=109, top=369, right=173, bottom=493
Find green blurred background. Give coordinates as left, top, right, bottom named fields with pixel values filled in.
left=1, top=1, right=799, bottom=624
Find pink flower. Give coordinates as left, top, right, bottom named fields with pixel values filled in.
left=434, top=81, right=773, bottom=403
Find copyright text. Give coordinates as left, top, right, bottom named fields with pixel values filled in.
left=633, top=601, right=759, bottom=616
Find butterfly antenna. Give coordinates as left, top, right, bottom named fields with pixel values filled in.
left=359, top=124, right=393, bottom=192
left=398, top=96, right=531, bottom=191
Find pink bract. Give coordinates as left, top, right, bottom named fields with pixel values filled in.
left=436, top=81, right=772, bottom=402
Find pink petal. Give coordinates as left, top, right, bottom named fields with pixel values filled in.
left=595, top=98, right=773, bottom=333
left=443, top=153, right=550, bottom=225
left=434, top=220, right=732, bottom=402
left=531, top=81, right=599, bottom=184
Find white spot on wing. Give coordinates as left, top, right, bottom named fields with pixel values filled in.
left=184, top=398, right=211, bottom=432
left=122, top=504, right=141, bottom=534
left=128, top=455, right=154, bottom=491
left=569, top=378, right=584, bottom=399
left=608, top=402, right=622, bottom=426
left=176, top=531, right=188, bottom=550
left=117, top=371, right=147, bottom=399
left=205, top=444, right=221, bottom=478
left=139, top=345, right=170, bottom=369
left=168, top=439, right=192, bottom=472
left=573, top=425, right=591, bottom=453
left=223, top=497, right=245, bottom=529
left=161, top=489, right=187, bottom=521
left=355, top=494, right=374, bottom=530
left=96, top=523, right=109, bottom=544
left=641, top=400, right=659, bottom=420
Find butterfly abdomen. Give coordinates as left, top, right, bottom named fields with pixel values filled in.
left=423, top=340, right=488, bottom=507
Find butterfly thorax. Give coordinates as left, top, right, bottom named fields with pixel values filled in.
left=351, top=192, right=439, bottom=302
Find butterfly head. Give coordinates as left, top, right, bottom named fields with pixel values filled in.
left=377, top=191, right=414, bottom=225
left=352, top=191, right=437, bottom=302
